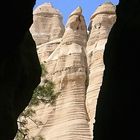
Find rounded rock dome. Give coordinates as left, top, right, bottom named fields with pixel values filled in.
left=33, top=3, right=61, bottom=15
left=91, top=2, right=116, bottom=19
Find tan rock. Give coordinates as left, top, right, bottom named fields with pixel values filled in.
left=63, top=6, right=87, bottom=46
left=30, top=3, right=65, bottom=45
left=24, top=3, right=118, bottom=140
left=37, top=38, right=62, bottom=62
left=86, top=2, right=116, bottom=137
left=27, top=7, right=91, bottom=140
left=70, top=6, right=82, bottom=17
left=90, top=2, right=116, bottom=19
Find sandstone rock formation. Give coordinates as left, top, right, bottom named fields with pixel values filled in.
left=86, top=2, right=116, bottom=136
left=28, top=6, right=92, bottom=140
left=30, top=3, right=65, bottom=45
left=27, top=2, right=118, bottom=140
left=37, top=38, right=62, bottom=62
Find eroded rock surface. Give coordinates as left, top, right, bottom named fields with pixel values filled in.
left=86, top=2, right=116, bottom=136
left=27, top=2, right=121, bottom=140
left=37, top=38, right=62, bottom=62
left=30, top=3, right=65, bottom=45
left=28, top=7, right=91, bottom=140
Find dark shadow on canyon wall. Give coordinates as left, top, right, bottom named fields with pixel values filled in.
left=0, top=0, right=41, bottom=139
left=93, top=0, right=140, bottom=140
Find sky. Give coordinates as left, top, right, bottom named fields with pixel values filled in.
left=34, top=0, right=119, bottom=26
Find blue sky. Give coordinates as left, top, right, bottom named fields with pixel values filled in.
left=35, top=0, right=119, bottom=26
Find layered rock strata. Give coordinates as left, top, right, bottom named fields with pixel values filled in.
left=28, top=6, right=91, bottom=140
left=30, top=3, right=65, bottom=45
left=27, top=2, right=118, bottom=140
left=86, top=2, right=116, bottom=136
left=37, top=38, right=62, bottom=62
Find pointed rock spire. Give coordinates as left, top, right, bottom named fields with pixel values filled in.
left=69, top=6, right=82, bottom=17
left=62, top=7, right=87, bottom=46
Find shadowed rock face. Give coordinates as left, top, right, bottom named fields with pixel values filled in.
left=93, top=0, right=140, bottom=140
left=0, top=0, right=41, bottom=139
left=63, top=6, right=87, bottom=46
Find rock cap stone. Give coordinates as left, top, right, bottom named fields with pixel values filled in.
left=90, top=2, right=116, bottom=19
left=69, top=6, right=82, bottom=17
left=33, top=2, right=61, bottom=16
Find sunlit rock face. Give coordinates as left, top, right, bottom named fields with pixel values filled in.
left=27, top=2, right=118, bottom=140
left=40, top=7, right=91, bottom=140
left=27, top=7, right=92, bottom=140
left=61, top=6, right=87, bottom=46
left=86, top=2, right=116, bottom=136
left=37, top=38, right=62, bottom=62
left=30, top=3, right=65, bottom=45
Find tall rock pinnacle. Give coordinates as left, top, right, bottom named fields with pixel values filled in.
left=25, top=3, right=118, bottom=140
left=62, top=6, right=87, bottom=46
left=70, top=6, right=82, bottom=16
left=42, top=7, right=90, bottom=139
left=86, top=2, right=116, bottom=137
left=30, top=3, right=65, bottom=45
left=27, top=7, right=91, bottom=140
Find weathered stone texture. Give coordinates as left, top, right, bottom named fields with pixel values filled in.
left=30, top=3, right=65, bottom=45
left=86, top=2, right=116, bottom=136
left=28, top=2, right=117, bottom=140
left=37, top=38, right=62, bottom=62
left=28, top=6, right=92, bottom=140
left=62, top=7, right=87, bottom=46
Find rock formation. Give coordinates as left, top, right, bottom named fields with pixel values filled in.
left=27, top=2, right=119, bottom=140
left=28, top=6, right=92, bottom=140
left=45, top=7, right=90, bottom=140
left=86, top=2, right=116, bottom=136
left=30, top=3, right=65, bottom=45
